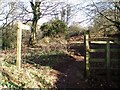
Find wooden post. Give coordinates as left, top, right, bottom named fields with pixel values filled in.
left=16, top=21, right=31, bottom=69
left=106, top=40, right=110, bottom=81
left=84, top=30, right=90, bottom=78
left=16, top=21, right=22, bottom=69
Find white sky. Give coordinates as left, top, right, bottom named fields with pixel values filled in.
left=38, top=0, right=92, bottom=27
left=1, top=0, right=114, bottom=27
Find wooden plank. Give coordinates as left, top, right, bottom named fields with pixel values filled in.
left=89, top=75, right=106, bottom=78
left=69, top=41, right=84, bottom=44
left=69, top=40, right=118, bottom=45
left=70, top=41, right=114, bottom=44
left=21, top=24, right=31, bottom=30
left=90, top=75, right=119, bottom=80
left=89, top=49, right=105, bottom=52
left=91, top=41, right=114, bottom=44
left=111, top=59, right=120, bottom=61
left=90, top=58, right=105, bottom=62
left=88, top=37, right=118, bottom=41
left=19, top=21, right=31, bottom=30
left=111, top=67, right=120, bottom=70
left=90, top=67, right=106, bottom=70
left=111, top=49, right=120, bottom=52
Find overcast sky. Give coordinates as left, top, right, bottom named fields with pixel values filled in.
left=0, top=0, right=102, bottom=27
left=0, top=0, right=116, bottom=27
left=37, top=0, right=94, bottom=27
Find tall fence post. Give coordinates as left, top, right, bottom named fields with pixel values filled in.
left=84, top=30, right=90, bottom=78
left=16, top=21, right=22, bottom=69
left=106, top=40, right=110, bottom=81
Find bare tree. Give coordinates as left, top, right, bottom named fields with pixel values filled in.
left=0, top=1, right=33, bottom=49
left=60, top=4, right=72, bottom=24
left=29, top=0, right=41, bottom=46
left=0, top=2, right=18, bottom=49
left=92, top=1, right=120, bottom=31
left=0, top=0, right=85, bottom=47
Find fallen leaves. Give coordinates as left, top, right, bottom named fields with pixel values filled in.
left=0, top=60, right=61, bottom=88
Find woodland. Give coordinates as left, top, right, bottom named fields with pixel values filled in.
left=0, top=0, right=120, bottom=89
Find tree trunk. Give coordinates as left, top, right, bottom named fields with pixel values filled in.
left=29, top=19, right=37, bottom=46
left=29, top=1, right=41, bottom=47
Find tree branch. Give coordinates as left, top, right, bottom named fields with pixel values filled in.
left=92, top=1, right=120, bottom=30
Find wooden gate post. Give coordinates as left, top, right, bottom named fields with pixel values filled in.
left=106, top=40, right=110, bottom=81
left=16, top=21, right=22, bottom=69
left=84, top=30, right=90, bottom=78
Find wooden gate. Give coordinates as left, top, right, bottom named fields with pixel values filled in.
left=84, top=30, right=120, bottom=80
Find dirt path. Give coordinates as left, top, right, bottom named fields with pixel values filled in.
left=54, top=42, right=120, bottom=89
left=55, top=60, right=89, bottom=88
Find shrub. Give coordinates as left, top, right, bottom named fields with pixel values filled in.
left=40, top=19, right=68, bottom=37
